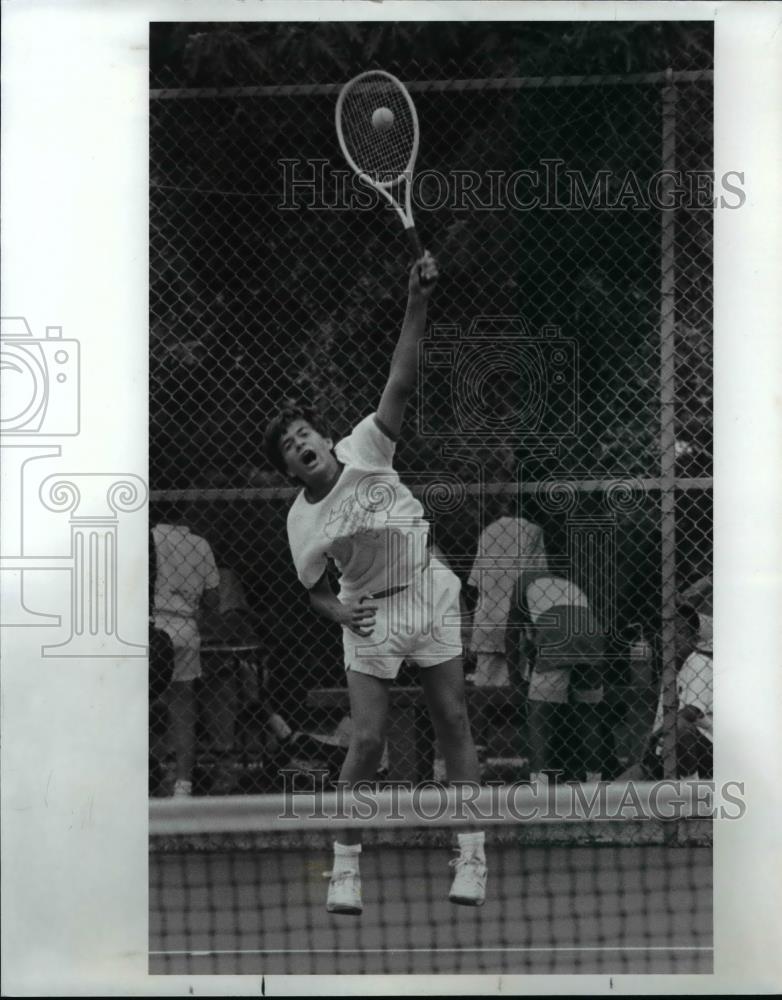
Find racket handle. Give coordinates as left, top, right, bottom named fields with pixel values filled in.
left=406, top=226, right=425, bottom=258
left=405, top=226, right=435, bottom=286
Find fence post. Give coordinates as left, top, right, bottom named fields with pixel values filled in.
left=659, top=71, right=679, bottom=782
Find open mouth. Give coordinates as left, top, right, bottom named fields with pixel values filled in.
left=300, top=448, right=317, bottom=468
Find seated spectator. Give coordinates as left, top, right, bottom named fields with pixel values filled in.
left=645, top=577, right=713, bottom=778
left=266, top=714, right=351, bottom=789
left=508, top=570, right=607, bottom=783
left=677, top=576, right=714, bottom=778
left=674, top=644, right=713, bottom=778
left=152, top=515, right=220, bottom=798
left=198, top=565, right=266, bottom=794
left=198, top=568, right=348, bottom=792
left=468, top=508, right=548, bottom=687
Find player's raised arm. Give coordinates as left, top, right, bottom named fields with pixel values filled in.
left=376, top=252, right=438, bottom=439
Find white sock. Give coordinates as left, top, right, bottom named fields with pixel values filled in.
left=333, top=841, right=361, bottom=873
left=457, top=832, right=485, bottom=863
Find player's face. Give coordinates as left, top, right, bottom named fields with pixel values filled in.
left=280, top=419, right=337, bottom=484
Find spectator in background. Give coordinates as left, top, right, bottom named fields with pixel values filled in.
left=149, top=528, right=175, bottom=796
left=467, top=507, right=548, bottom=687
left=508, top=570, right=606, bottom=783
left=149, top=527, right=175, bottom=704
left=674, top=640, right=713, bottom=778
left=152, top=515, right=221, bottom=797
left=646, top=576, right=713, bottom=778
left=197, top=564, right=263, bottom=794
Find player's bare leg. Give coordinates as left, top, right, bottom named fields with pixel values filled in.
left=327, top=670, right=390, bottom=914
left=338, top=670, right=391, bottom=810
left=419, top=656, right=480, bottom=783
left=420, top=656, right=487, bottom=905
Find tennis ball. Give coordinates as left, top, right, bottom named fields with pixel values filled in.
left=372, top=106, right=395, bottom=131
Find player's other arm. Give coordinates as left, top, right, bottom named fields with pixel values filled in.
left=376, top=252, right=438, bottom=440
left=308, top=570, right=378, bottom=637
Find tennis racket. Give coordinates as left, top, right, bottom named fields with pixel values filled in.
left=336, top=69, right=432, bottom=279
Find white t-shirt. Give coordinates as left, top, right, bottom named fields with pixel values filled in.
left=286, top=414, right=429, bottom=599
left=468, top=517, right=548, bottom=653
left=653, top=646, right=713, bottom=740
left=153, top=523, right=220, bottom=619
left=677, top=649, right=713, bottom=739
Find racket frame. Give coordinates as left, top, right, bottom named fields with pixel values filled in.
left=335, top=69, right=425, bottom=258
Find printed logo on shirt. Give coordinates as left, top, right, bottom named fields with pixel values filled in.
left=325, top=494, right=380, bottom=541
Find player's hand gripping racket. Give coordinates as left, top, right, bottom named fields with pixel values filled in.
left=336, top=69, right=433, bottom=282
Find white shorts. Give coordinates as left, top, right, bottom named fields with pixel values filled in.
left=342, top=558, right=463, bottom=680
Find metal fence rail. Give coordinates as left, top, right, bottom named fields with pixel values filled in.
left=149, top=66, right=713, bottom=797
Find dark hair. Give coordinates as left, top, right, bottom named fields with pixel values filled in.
left=263, top=404, right=330, bottom=475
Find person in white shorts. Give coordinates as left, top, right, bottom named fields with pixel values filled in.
left=264, top=252, right=486, bottom=914
left=468, top=509, right=548, bottom=686
left=152, top=519, right=221, bottom=798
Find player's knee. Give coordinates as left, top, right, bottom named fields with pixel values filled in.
left=436, top=700, right=470, bottom=740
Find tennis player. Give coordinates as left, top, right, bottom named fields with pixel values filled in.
left=264, top=252, right=486, bottom=914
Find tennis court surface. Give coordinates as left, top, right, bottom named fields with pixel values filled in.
left=150, top=784, right=712, bottom=975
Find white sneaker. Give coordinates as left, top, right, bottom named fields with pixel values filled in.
left=449, top=853, right=487, bottom=906
left=172, top=779, right=192, bottom=798
left=326, top=869, right=362, bottom=914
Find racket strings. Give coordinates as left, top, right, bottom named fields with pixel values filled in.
left=339, top=75, right=416, bottom=184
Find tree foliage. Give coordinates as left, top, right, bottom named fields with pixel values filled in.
left=151, top=20, right=712, bottom=87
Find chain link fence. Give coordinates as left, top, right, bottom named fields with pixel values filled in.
left=149, top=51, right=713, bottom=797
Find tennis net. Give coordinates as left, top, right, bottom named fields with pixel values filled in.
left=149, top=782, right=712, bottom=975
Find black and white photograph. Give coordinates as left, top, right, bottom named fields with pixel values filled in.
left=148, top=18, right=717, bottom=976
left=2, top=2, right=781, bottom=996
